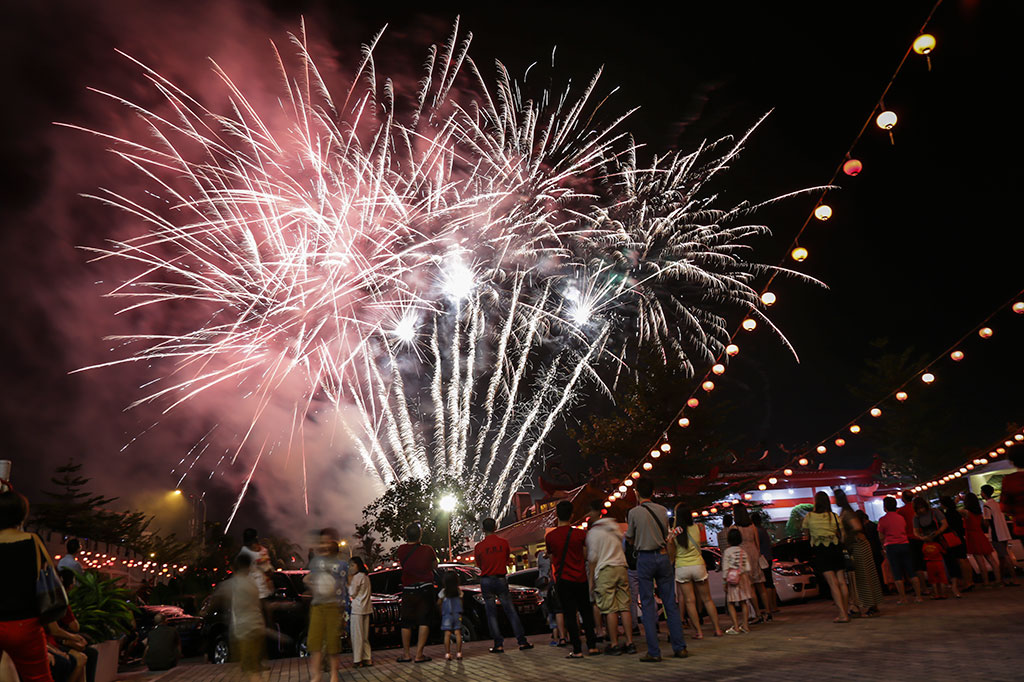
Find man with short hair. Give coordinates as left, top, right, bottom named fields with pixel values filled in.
left=396, top=522, right=438, bottom=663
left=237, top=528, right=273, bottom=600
left=546, top=500, right=597, bottom=658
left=586, top=507, right=636, bottom=655
left=304, top=528, right=349, bottom=682
left=981, top=485, right=1020, bottom=586
left=626, top=479, right=687, bottom=662
left=57, top=539, right=83, bottom=575
left=474, top=518, right=533, bottom=653
left=898, top=491, right=929, bottom=591
left=143, top=613, right=181, bottom=672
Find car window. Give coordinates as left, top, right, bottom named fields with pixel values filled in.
left=370, top=570, right=401, bottom=594
left=507, top=569, right=536, bottom=587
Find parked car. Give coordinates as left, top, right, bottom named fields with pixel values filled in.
left=772, top=538, right=826, bottom=599
left=201, top=569, right=311, bottom=664
left=122, top=605, right=204, bottom=662
left=368, top=563, right=544, bottom=644
left=703, top=544, right=819, bottom=608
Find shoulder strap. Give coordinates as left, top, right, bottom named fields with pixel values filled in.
left=641, top=503, right=668, bottom=544
left=33, top=533, right=54, bottom=574
left=555, top=528, right=572, bottom=582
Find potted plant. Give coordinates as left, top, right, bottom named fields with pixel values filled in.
left=67, top=571, right=139, bottom=682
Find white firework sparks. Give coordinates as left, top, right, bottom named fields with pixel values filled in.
left=71, top=22, right=818, bottom=522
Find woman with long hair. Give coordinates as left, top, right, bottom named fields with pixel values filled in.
left=801, top=491, right=850, bottom=622
left=348, top=557, right=373, bottom=668
left=833, top=488, right=883, bottom=616
left=670, top=504, right=722, bottom=638
left=962, top=493, right=998, bottom=587
left=1, top=482, right=58, bottom=682
left=939, top=495, right=971, bottom=592
left=730, top=503, right=770, bottom=623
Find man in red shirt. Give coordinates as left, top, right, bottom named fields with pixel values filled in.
left=545, top=500, right=597, bottom=658
left=474, top=518, right=533, bottom=653
left=898, top=490, right=928, bottom=590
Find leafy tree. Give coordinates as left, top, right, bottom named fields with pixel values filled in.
left=34, top=460, right=120, bottom=538
left=361, top=476, right=477, bottom=558
left=352, top=522, right=385, bottom=568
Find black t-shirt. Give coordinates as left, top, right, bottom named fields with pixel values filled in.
left=0, top=537, right=39, bottom=621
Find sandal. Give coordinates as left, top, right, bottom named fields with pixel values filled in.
left=414, top=656, right=432, bottom=663
left=566, top=652, right=584, bottom=659
left=833, top=617, right=850, bottom=623
left=396, top=657, right=413, bottom=663
left=693, top=632, right=704, bottom=640
left=444, top=654, right=452, bottom=661
left=456, top=652, right=462, bottom=660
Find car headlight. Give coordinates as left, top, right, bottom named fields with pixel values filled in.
left=772, top=566, right=801, bottom=576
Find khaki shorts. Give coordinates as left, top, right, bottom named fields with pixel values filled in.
left=307, top=603, right=343, bottom=655
left=233, top=633, right=264, bottom=673
left=594, top=565, right=630, bottom=614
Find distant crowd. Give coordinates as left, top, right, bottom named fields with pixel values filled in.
left=3, top=448, right=1022, bottom=681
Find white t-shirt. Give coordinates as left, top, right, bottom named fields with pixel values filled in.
left=586, top=517, right=628, bottom=577
left=238, top=545, right=272, bottom=599
left=983, top=498, right=1011, bottom=542
left=57, top=555, right=83, bottom=574
left=348, top=572, right=373, bottom=615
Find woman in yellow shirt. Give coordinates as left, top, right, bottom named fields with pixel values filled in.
left=801, top=491, right=850, bottom=623
left=670, top=505, right=722, bottom=638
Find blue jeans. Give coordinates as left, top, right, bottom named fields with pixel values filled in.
left=636, top=551, right=686, bottom=657
left=480, top=575, right=527, bottom=647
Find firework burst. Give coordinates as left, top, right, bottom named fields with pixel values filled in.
left=72, top=21, right=819, bottom=522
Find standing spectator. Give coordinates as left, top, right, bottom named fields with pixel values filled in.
left=1000, top=450, right=1024, bottom=537
left=911, top=498, right=958, bottom=598
left=938, top=496, right=971, bottom=593
left=716, top=514, right=733, bottom=549
left=56, top=540, right=82, bottom=577
left=731, top=504, right=769, bottom=623
left=856, top=510, right=886, bottom=587
left=142, top=614, right=180, bottom=672
left=474, top=518, right=532, bottom=653
left=237, top=529, right=273, bottom=602
left=545, top=500, right=597, bottom=659
left=437, top=571, right=464, bottom=661
left=671, top=505, right=722, bottom=638
left=304, top=528, right=348, bottom=682
left=721, top=529, right=752, bottom=635
left=347, top=557, right=372, bottom=668
left=218, top=553, right=265, bottom=681
left=751, top=515, right=778, bottom=615
left=395, top=523, right=437, bottom=664
left=834, top=488, right=883, bottom=616
left=621, top=534, right=643, bottom=641
left=1, top=482, right=58, bottom=682
left=897, top=491, right=929, bottom=592
left=962, top=493, right=998, bottom=588
left=625, top=479, right=687, bottom=662
left=586, top=509, right=636, bottom=655
left=878, top=496, right=922, bottom=603
left=535, top=550, right=566, bottom=646
left=801, top=491, right=850, bottom=622
left=981, top=485, right=1020, bottom=586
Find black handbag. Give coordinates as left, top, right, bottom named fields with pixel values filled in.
left=33, top=533, right=69, bottom=623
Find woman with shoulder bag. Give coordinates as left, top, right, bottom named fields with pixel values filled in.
left=801, top=492, right=850, bottom=623
left=1, top=481, right=61, bottom=682
left=939, top=496, right=970, bottom=592
left=834, top=489, right=883, bottom=616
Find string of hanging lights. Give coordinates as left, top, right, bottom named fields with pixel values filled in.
left=601, top=0, right=950, bottom=509
left=907, top=425, right=1024, bottom=495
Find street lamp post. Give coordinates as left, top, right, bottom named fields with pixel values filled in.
left=439, top=494, right=457, bottom=562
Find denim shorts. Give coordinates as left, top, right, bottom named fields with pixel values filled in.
left=441, top=613, right=462, bottom=632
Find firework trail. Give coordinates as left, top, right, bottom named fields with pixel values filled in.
left=72, top=21, right=818, bottom=521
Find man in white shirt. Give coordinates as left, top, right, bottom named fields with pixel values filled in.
left=586, top=508, right=636, bottom=655
left=57, top=539, right=83, bottom=575
left=981, top=485, right=1020, bottom=586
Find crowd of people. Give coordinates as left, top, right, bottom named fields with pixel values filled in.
left=3, top=449, right=1023, bottom=680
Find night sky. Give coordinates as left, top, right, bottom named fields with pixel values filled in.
left=2, top=0, right=1021, bottom=538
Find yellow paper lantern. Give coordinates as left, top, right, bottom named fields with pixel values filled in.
left=624, top=479, right=633, bottom=487
left=816, top=445, right=827, bottom=454
left=761, top=292, right=777, bottom=307
left=660, top=442, right=672, bottom=452
left=701, top=510, right=710, bottom=517
left=742, top=318, right=757, bottom=332
left=709, top=507, right=718, bottom=514
left=850, top=425, right=861, bottom=434
left=1013, top=302, right=1024, bottom=314
left=843, top=159, right=863, bottom=176
left=712, top=363, right=726, bottom=375
left=979, top=327, right=994, bottom=338
left=1015, top=434, right=1023, bottom=442
left=912, top=33, right=936, bottom=55
left=687, top=398, right=700, bottom=409
left=966, top=463, right=974, bottom=470
left=896, top=391, right=908, bottom=402
left=870, top=408, right=882, bottom=418
left=768, top=477, right=778, bottom=485
left=651, top=450, right=661, bottom=459
left=814, top=204, right=833, bottom=221
left=799, top=457, right=810, bottom=466
left=784, top=468, right=793, bottom=476
left=702, top=380, right=715, bottom=392
left=691, top=511, right=699, bottom=518
left=618, top=485, right=627, bottom=493
left=726, top=344, right=740, bottom=357
left=791, top=246, right=809, bottom=262
left=922, top=372, right=935, bottom=384
left=604, top=501, right=612, bottom=507
left=758, top=483, right=767, bottom=491
left=876, top=111, right=898, bottom=130
left=643, top=462, right=653, bottom=471
left=631, top=471, right=640, bottom=479
left=997, top=448, right=1006, bottom=455
left=950, top=350, right=964, bottom=362
left=744, top=493, right=754, bottom=500
left=678, top=417, right=690, bottom=428
left=835, top=438, right=846, bottom=447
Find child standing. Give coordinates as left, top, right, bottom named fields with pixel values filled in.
left=722, top=528, right=753, bottom=635
left=921, top=541, right=949, bottom=599
left=438, top=571, right=464, bottom=660
left=347, top=557, right=373, bottom=668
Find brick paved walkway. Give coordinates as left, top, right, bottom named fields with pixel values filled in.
left=138, top=586, right=1024, bottom=681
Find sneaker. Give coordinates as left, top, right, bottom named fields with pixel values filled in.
left=623, top=643, right=638, bottom=655
left=518, top=643, right=534, bottom=651
left=673, top=649, right=688, bottom=658
left=639, top=655, right=662, bottom=662
left=603, top=644, right=622, bottom=656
